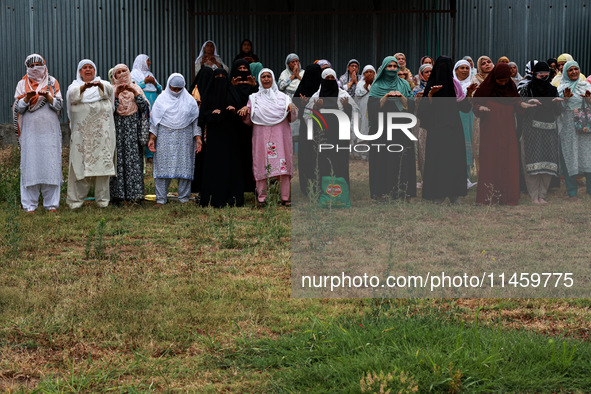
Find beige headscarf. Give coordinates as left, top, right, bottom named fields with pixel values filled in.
left=112, top=63, right=145, bottom=116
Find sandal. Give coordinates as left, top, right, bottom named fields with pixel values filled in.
left=281, top=200, right=292, bottom=207
left=257, top=200, right=267, bottom=208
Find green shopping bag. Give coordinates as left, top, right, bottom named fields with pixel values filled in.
left=319, top=176, right=351, bottom=209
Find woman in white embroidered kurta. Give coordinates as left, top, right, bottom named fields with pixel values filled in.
left=66, top=59, right=116, bottom=209
left=13, top=54, right=63, bottom=212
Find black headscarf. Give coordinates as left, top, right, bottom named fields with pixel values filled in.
left=233, top=39, right=260, bottom=64
left=319, top=77, right=339, bottom=98
left=423, top=56, right=457, bottom=98
left=318, top=71, right=340, bottom=110
left=293, top=64, right=322, bottom=99
left=528, top=62, right=557, bottom=98
left=198, top=68, right=241, bottom=127
left=189, top=67, right=214, bottom=102
left=230, top=59, right=256, bottom=105
left=546, top=58, right=558, bottom=79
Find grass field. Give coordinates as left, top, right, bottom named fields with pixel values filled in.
left=1, top=145, right=590, bottom=392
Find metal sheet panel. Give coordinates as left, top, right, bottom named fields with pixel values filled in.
left=2, top=0, right=591, bottom=124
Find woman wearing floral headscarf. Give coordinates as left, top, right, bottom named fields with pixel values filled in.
left=557, top=61, right=591, bottom=199
left=110, top=63, right=149, bottom=204
left=13, top=54, right=63, bottom=212
left=368, top=56, right=415, bottom=200
left=66, top=59, right=116, bottom=209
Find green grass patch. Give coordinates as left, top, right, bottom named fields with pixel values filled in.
left=231, top=308, right=591, bottom=392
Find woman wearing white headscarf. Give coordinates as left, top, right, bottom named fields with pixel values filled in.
left=355, top=65, right=376, bottom=137
left=148, top=73, right=202, bottom=206
left=454, top=60, right=478, bottom=185
left=557, top=61, right=591, bottom=199
left=66, top=59, right=116, bottom=209
left=130, top=54, right=161, bottom=163
left=130, top=54, right=162, bottom=107
left=13, top=54, right=63, bottom=212
left=238, top=68, right=298, bottom=206
left=194, top=40, right=229, bottom=75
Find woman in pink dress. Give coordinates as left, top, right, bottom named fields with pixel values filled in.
left=238, top=68, right=298, bottom=206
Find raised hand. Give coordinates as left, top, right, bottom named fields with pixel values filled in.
left=24, top=91, right=37, bottom=103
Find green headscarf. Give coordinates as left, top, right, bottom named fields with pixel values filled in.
left=250, top=62, right=263, bottom=78
left=369, top=56, right=412, bottom=99
left=558, top=60, right=589, bottom=110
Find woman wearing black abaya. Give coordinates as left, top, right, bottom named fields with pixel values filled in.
left=518, top=61, right=560, bottom=203
left=198, top=68, right=244, bottom=207
left=190, top=67, right=214, bottom=193
left=418, top=56, right=469, bottom=204
left=232, top=39, right=260, bottom=64
left=307, top=68, right=356, bottom=187
left=294, top=64, right=323, bottom=196
left=230, top=59, right=258, bottom=193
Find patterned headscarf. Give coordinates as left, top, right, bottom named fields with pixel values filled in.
left=112, top=63, right=146, bottom=116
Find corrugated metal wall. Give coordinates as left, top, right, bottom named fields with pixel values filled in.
left=1, top=0, right=191, bottom=124
left=2, top=0, right=590, bottom=124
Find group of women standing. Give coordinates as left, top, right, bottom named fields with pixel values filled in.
left=12, top=43, right=591, bottom=212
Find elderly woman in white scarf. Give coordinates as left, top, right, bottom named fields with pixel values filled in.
left=557, top=60, right=591, bottom=199
left=66, top=59, right=116, bottom=209
left=238, top=68, right=298, bottom=207
left=148, top=74, right=202, bottom=207
left=194, top=40, right=229, bottom=75
left=13, top=54, right=63, bottom=212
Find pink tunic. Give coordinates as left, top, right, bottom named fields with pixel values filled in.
left=247, top=102, right=293, bottom=181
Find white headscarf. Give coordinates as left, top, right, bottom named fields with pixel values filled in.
left=249, top=68, right=290, bottom=126
left=66, top=59, right=109, bottom=117
left=150, top=73, right=199, bottom=129
left=453, top=60, right=472, bottom=95
left=361, top=65, right=376, bottom=76
left=321, top=68, right=337, bottom=80
left=130, top=54, right=159, bottom=92
left=194, top=40, right=220, bottom=64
